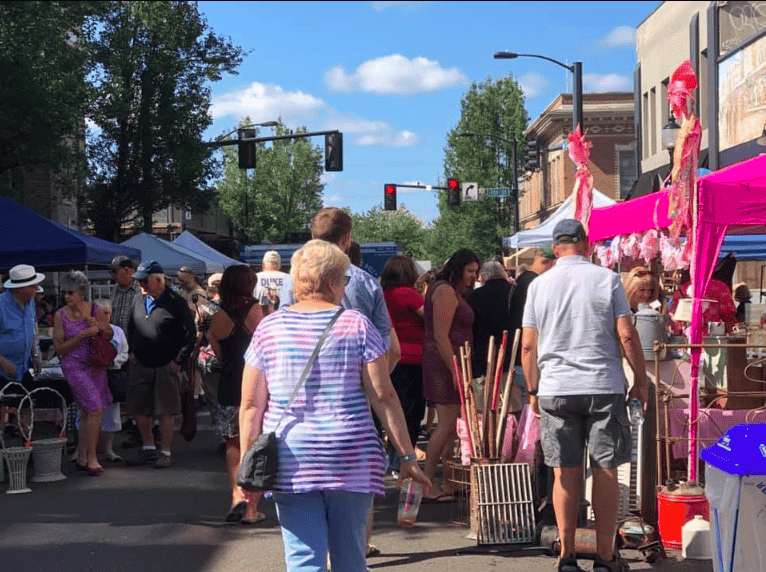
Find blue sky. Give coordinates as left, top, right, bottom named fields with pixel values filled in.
left=199, top=0, right=662, bottom=225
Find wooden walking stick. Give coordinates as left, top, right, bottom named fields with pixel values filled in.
left=496, top=329, right=521, bottom=454
left=464, top=344, right=482, bottom=459
left=460, top=347, right=478, bottom=458
left=481, top=336, right=495, bottom=457
left=489, top=331, right=508, bottom=458
left=454, top=353, right=475, bottom=459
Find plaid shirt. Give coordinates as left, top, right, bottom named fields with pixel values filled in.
left=111, top=281, right=139, bottom=334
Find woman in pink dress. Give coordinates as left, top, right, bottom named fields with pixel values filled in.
left=53, top=271, right=113, bottom=475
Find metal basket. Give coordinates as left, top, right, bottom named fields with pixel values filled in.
left=472, top=460, right=536, bottom=545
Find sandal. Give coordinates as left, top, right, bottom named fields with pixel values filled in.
left=365, top=544, right=380, bottom=558
left=556, top=554, right=585, bottom=572
left=592, top=554, right=629, bottom=572
left=240, top=512, right=267, bottom=525
left=225, top=500, right=248, bottom=523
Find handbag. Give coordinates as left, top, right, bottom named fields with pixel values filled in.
left=236, top=307, right=344, bottom=492
left=90, top=304, right=117, bottom=368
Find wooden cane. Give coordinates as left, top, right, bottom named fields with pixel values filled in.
left=464, top=346, right=482, bottom=459
left=481, top=336, right=496, bottom=457
left=460, top=347, right=479, bottom=458
left=496, top=329, right=521, bottom=454
left=454, top=353, right=475, bottom=458
left=489, top=331, right=508, bottom=458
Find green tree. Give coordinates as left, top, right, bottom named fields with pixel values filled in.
left=350, top=205, right=429, bottom=260
left=215, top=121, right=325, bottom=244
left=85, top=1, right=244, bottom=240
left=432, top=75, right=529, bottom=263
left=0, top=2, right=102, bottom=201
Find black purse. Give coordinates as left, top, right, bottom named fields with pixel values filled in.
left=236, top=308, right=344, bottom=492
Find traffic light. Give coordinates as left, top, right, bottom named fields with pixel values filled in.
left=524, top=139, right=539, bottom=171
left=237, top=128, right=256, bottom=169
left=325, top=132, right=343, bottom=171
left=448, top=177, right=460, bottom=206
left=384, top=184, right=397, bottom=211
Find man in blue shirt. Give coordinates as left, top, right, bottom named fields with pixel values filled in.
left=0, top=265, right=45, bottom=387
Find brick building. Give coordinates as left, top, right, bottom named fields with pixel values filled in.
left=518, top=92, right=635, bottom=230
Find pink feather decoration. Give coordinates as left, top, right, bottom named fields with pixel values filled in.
left=638, top=229, right=659, bottom=264
left=568, top=125, right=594, bottom=229
left=668, top=60, right=698, bottom=119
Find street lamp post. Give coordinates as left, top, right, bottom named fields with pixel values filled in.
left=459, top=131, right=520, bottom=233
left=662, top=115, right=681, bottom=173
left=494, top=52, right=583, bottom=133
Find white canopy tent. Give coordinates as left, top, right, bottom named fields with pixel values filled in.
left=504, top=189, right=617, bottom=248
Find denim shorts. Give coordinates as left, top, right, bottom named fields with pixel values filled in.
left=538, top=394, right=631, bottom=469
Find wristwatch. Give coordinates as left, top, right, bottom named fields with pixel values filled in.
left=400, top=453, right=418, bottom=463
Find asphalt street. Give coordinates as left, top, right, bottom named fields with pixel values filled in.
left=0, top=425, right=714, bottom=572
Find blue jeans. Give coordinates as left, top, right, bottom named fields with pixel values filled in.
left=273, top=490, right=374, bottom=572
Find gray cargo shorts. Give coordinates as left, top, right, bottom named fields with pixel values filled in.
left=538, top=394, right=631, bottom=469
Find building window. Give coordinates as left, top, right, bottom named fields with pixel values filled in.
left=650, top=87, right=657, bottom=156
left=617, top=146, right=636, bottom=199
left=642, top=92, right=649, bottom=158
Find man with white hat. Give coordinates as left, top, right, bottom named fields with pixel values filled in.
left=0, top=264, right=45, bottom=386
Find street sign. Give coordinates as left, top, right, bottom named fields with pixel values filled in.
left=461, top=182, right=478, bottom=202
left=486, top=187, right=512, bottom=198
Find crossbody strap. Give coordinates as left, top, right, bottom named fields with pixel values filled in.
left=273, top=307, right=344, bottom=431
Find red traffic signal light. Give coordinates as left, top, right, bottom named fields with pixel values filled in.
left=447, top=177, right=460, bottom=206
left=384, top=184, right=397, bottom=210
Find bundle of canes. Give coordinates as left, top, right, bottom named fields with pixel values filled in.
left=453, top=353, right=477, bottom=459
left=488, top=331, right=508, bottom=458
left=496, top=329, right=522, bottom=455
left=480, top=336, right=496, bottom=458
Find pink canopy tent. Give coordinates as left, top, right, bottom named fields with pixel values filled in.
left=588, top=153, right=766, bottom=482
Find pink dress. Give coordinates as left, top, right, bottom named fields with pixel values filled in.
left=58, top=308, right=112, bottom=412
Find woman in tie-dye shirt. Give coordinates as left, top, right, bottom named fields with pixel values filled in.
left=240, top=240, right=429, bottom=572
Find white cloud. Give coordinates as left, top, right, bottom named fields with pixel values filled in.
left=325, top=54, right=468, bottom=94
left=211, top=83, right=419, bottom=147
left=584, top=73, right=633, bottom=92
left=211, top=82, right=324, bottom=122
left=371, top=1, right=432, bottom=12
left=323, top=194, right=343, bottom=205
left=600, top=26, right=636, bottom=48
left=518, top=72, right=550, bottom=98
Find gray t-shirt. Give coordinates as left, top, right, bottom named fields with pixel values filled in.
left=522, top=255, right=631, bottom=396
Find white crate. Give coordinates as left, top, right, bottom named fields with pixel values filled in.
left=473, top=462, right=536, bottom=545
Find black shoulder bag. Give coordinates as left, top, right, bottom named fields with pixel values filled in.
left=236, top=307, right=344, bottom=492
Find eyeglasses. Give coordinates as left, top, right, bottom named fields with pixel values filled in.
left=343, top=275, right=351, bottom=285
left=61, top=290, right=77, bottom=296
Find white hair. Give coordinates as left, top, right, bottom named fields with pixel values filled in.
left=262, top=251, right=281, bottom=270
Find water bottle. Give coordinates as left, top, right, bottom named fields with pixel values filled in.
left=629, top=398, right=643, bottom=425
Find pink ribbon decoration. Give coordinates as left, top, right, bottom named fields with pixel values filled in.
left=567, top=125, right=594, bottom=231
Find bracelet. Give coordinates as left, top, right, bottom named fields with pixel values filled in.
left=527, top=389, right=538, bottom=396
left=400, top=453, right=418, bottom=463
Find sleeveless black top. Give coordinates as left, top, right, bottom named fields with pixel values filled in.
left=217, top=300, right=257, bottom=407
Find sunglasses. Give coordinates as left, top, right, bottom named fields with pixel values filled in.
left=343, top=275, right=351, bottom=285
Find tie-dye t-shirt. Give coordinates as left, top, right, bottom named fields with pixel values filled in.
left=244, top=307, right=387, bottom=495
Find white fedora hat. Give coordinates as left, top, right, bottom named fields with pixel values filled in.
left=4, top=264, right=45, bottom=289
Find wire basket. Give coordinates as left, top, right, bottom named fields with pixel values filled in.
left=472, top=460, right=536, bottom=545
left=2, top=446, right=33, bottom=494
left=21, top=387, right=68, bottom=483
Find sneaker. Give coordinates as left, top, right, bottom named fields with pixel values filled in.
left=593, top=554, right=629, bottom=572
left=125, top=448, right=159, bottom=466
left=154, top=452, right=172, bottom=469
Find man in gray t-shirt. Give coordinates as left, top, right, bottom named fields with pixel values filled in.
left=521, top=219, right=648, bottom=572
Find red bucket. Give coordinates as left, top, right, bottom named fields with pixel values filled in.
left=656, top=489, right=709, bottom=549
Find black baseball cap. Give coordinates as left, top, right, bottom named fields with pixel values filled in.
left=134, top=260, right=164, bottom=280
left=552, top=219, right=587, bottom=245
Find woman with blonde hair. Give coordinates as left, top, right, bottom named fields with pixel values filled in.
left=240, top=239, right=429, bottom=571
left=623, top=267, right=660, bottom=313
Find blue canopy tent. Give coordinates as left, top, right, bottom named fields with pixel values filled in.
left=172, top=231, right=241, bottom=268
left=0, top=198, right=140, bottom=270
left=719, top=235, right=766, bottom=260
left=121, top=232, right=218, bottom=275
